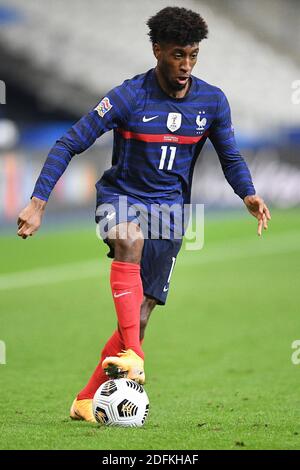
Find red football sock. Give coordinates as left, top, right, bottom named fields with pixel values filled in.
left=77, top=329, right=124, bottom=400
left=110, top=261, right=144, bottom=359
left=77, top=331, right=145, bottom=400
left=76, top=262, right=144, bottom=400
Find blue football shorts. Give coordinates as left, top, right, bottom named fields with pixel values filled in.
left=95, top=187, right=183, bottom=305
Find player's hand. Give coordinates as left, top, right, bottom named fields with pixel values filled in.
left=17, top=197, right=47, bottom=239
left=243, top=194, right=271, bottom=237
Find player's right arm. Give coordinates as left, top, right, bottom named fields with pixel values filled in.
left=17, top=196, right=47, bottom=239
left=17, top=82, right=134, bottom=239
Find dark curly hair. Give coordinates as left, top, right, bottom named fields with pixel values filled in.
left=147, top=6, right=208, bottom=46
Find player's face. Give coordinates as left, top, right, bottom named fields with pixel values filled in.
left=154, top=43, right=199, bottom=93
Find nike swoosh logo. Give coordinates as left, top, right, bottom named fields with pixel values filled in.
left=114, top=291, right=132, bottom=298
left=106, top=211, right=116, bottom=221
left=163, top=286, right=169, bottom=292
left=143, top=115, right=159, bottom=122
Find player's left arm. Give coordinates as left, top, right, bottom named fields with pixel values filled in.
left=243, top=194, right=271, bottom=237
left=209, top=90, right=271, bottom=236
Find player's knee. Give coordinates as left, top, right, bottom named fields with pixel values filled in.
left=112, top=223, right=144, bottom=263
left=116, top=235, right=143, bottom=253
left=114, top=237, right=144, bottom=263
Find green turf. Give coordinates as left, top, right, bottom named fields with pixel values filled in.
left=0, top=208, right=300, bottom=450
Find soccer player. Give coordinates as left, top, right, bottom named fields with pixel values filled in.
left=17, top=7, right=271, bottom=423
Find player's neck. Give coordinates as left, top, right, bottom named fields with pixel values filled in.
left=154, top=68, right=191, bottom=99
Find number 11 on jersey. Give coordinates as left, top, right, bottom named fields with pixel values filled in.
left=159, top=146, right=177, bottom=170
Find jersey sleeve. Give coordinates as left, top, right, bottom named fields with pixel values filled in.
left=209, top=90, right=256, bottom=200
left=31, top=82, right=135, bottom=201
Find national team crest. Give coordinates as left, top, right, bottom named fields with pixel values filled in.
left=167, top=113, right=182, bottom=132
left=196, top=115, right=207, bottom=131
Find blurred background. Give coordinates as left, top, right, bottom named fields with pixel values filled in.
left=0, top=0, right=299, bottom=227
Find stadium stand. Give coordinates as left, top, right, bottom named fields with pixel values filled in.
left=0, top=0, right=299, bottom=134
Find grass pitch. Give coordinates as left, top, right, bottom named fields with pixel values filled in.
left=0, top=208, right=300, bottom=450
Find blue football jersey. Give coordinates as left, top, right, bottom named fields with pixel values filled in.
left=31, top=69, right=255, bottom=205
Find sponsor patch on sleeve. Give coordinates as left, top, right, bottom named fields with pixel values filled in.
left=95, top=97, right=113, bottom=118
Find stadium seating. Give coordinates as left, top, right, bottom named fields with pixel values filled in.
left=0, top=0, right=299, bottom=134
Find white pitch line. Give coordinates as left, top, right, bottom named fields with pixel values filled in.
left=0, top=230, right=299, bottom=291
left=0, top=259, right=109, bottom=291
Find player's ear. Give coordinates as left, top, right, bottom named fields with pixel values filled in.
left=153, top=43, right=161, bottom=60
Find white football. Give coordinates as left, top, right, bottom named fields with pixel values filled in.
left=93, top=378, right=149, bottom=427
